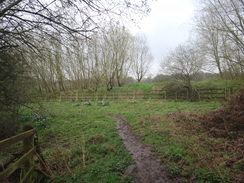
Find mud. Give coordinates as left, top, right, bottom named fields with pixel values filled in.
left=107, top=114, right=175, bottom=183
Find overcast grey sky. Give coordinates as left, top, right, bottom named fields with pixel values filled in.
left=130, top=0, right=195, bottom=76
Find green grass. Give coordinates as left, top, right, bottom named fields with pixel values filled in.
left=18, top=99, right=241, bottom=182
left=20, top=101, right=134, bottom=182
left=192, top=77, right=244, bottom=91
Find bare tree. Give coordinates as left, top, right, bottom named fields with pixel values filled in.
left=28, top=21, right=137, bottom=92
left=195, top=0, right=244, bottom=78
left=0, top=0, right=151, bottom=51
left=87, top=34, right=108, bottom=91
left=97, top=21, right=132, bottom=90
left=131, top=34, right=152, bottom=82
left=161, top=44, right=204, bottom=90
left=27, top=39, right=67, bottom=93
left=63, top=38, right=90, bottom=90
left=195, top=10, right=224, bottom=77
left=208, top=0, right=244, bottom=51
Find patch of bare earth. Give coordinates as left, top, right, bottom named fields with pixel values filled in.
left=107, top=114, right=177, bottom=183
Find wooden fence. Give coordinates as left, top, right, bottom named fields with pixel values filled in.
left=0, top=126, right=52, bottom=182
left=59, top=88, right=233, bottom=102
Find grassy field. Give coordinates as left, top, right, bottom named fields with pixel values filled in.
left=16, top=99, right=244, bottom=182
left=95, top=78, right=244, bottom=92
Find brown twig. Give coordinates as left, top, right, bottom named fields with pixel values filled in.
left=35, top=151, right=53, bottom=178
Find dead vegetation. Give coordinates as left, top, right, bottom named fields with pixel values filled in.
left=206, top=90, right=244, bottom=136
left=135, top=90, right=244, bottom=182
left=173, top=91, right=243, bottom=182
left=201, top=90, right=244, bottom=182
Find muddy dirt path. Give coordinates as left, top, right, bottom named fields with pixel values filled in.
left=107, top=114, right=176, bottom=183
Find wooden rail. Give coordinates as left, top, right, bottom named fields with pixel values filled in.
left=0, top=126, right=52, bottom=182
left=59, top=88, right=233, bottom=102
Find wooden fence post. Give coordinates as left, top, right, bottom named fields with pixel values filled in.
left=22, top=126, right=35, bottom=183
left=96, top=93, right=98, bottom=102
left=186, top=90, right=189, bottom=101
left=0, top=127, right=53, bottom=182
left=103, top=93, right=106, bottom=101
left=230, top=87, right=233, bottom=95
left=59, top=93, right=62, bottom=102
left=198, top=90, right=201, bottom=101
left=75, top=90, right=78, bottom=102
left=224, top=88, right=227, bottom=100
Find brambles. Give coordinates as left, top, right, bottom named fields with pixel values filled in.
left=206, top=90, right=244, bottom=133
